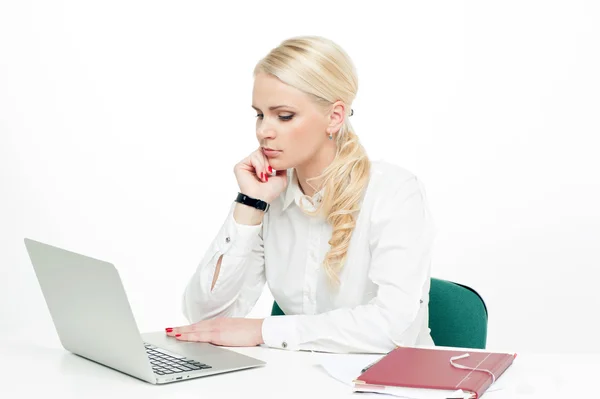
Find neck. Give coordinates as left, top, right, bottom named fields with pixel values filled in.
left=295, top=144, right=336, bottom=197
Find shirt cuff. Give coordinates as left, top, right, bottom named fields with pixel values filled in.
left=217, top=203, right=262, bottom=258
left=261, top=316, right=299, bottom=350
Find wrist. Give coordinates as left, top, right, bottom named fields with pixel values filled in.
left=256, top=318, right=265, bottom=345
left=233, top=202, right=265, bottom=226
left=235, top=192, right=271, bottom=212
left=238, top=191, right=275, bottom=205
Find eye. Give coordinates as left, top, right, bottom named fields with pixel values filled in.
left=255, top=113, right=264, bottom=119
left=279, top=114, right=294, bottom=121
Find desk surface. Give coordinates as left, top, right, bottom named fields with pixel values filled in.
left=1, top=335, right=595, bottom=398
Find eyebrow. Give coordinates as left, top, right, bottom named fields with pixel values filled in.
left=251, top=105, right=296, bottom=111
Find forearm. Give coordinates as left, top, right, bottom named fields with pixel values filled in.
left=182, top=203, right=265, bottom=322
left=184, top=256, right=265, bottom=322
left=262, top=302, right=425, bottom=354
left=233, top=202, right=265, bottom=226
left=208, top=203, right=264, bottom=291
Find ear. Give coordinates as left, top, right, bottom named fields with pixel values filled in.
left=327, top=100, right=348, bottom=133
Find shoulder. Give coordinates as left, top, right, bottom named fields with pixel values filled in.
left=366, top=160, right=423, bottom=201
left=369, top=159, right=417, bottom=183
left=360, top=159, right=431, bottom=226
left=363, top=160, right=435, bottom=239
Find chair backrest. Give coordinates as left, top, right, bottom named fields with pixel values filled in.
left=270, top=277, right=488, bottom=349
left=428, top=278, right=488, bottom=349
left=271, top=301, right=284, bottom=316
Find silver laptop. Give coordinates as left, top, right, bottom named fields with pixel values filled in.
left=24, top=238, right=266, bottom=384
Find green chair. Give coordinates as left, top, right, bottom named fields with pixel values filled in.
left=428, top=278, right=488, bottom=349
left=270, top=277, right=488, bottom=349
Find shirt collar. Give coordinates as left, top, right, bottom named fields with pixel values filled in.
left=281, top=168, right=325, bottom=213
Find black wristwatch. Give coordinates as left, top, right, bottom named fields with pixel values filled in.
left=235, top=192, right=270, bottom=212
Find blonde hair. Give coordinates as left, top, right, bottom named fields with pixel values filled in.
left=254, top=36, right=371, bottom=286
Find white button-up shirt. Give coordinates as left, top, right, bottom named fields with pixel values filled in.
left=182, top=160, right=437, bottom=354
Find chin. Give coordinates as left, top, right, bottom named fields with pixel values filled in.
left=267, top=158, right=291, bottom=171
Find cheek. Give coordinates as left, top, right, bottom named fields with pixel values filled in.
left=273, top=118, right=324, bottom=167
left=294, top=128, right=324, bottom=163
left=288, top=118, right=321, bottom=145
left=288, top=124, right=317, bottom=156
left=286, top=126, right=304, bottom=144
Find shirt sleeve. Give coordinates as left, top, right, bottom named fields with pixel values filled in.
left=182, top=202, right=266, bottom=322
left=261, top=176, right=436, bottom=353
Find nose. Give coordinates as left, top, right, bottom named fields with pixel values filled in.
left=256, top=120, right=276, bottom=143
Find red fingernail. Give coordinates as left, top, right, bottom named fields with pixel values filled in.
left=268, top=166, right=272, bottom=173
left=165, top=328, right=173, bottom=332
left=175, top=334, right=181, bottom=337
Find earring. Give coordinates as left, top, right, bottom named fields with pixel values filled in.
left=329, top=132, right=333, bottom=140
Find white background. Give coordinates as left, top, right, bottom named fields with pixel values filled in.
left=1, top=1, right=599, bottom=355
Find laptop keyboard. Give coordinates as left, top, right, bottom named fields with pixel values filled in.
left=144, top=343, right=212, bottom=375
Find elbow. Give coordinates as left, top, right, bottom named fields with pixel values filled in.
left=382, top=307, right=422, bottom=347
left=181, top=282, right=195, bottom=323
left=181, top=275, right=215, bottom=323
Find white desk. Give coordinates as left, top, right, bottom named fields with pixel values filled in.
left=1, top=335, right=595, bottom=398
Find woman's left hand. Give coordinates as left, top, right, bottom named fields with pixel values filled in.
left=165, top=318, right=265, bottom=347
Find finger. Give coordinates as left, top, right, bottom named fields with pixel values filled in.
left=250, top=152, right=267, bottom=182
left=237, top=149, right=262, bottom=174
left=262, top=152, right=273, bottom=178
left=165, top=325, right=186, bottom=336
left=164, top=321, right=209, bottom=336
left=165, top=325, right=191, bottom=336
left=256, top=151, right=269, bottom=181
left=175, top=331, right=213, bottom=342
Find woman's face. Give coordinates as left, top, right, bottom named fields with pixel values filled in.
left=252, top=73, right=332, bottom=171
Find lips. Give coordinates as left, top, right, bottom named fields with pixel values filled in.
left=262, top=147, right=282, bottom=158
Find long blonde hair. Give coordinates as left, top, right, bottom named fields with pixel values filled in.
left=254, top=36, right=371, bottom=286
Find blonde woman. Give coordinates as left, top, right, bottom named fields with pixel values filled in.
left=166, top=36, right=437, bottom=354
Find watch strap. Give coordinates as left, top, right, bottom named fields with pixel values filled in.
left=235, top=192, right=270, bottom=212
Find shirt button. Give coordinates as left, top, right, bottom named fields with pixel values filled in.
left=281, top=341, right=288, bottom=349
left=225, top=237, right=230, bottom=243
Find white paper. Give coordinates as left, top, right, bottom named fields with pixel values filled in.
left=318, top=353, right=383, bottom=387
left=355, top=385, right=472, bottom=399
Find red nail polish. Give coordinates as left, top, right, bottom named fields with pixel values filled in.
left=268, top=166, right=272, bottom=173
left=175, top=334, right=181, bottom=337
left=165, top=328, right=173, bottom=332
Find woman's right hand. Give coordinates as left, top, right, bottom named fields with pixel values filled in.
left=233, top=148, right=288, bottom=204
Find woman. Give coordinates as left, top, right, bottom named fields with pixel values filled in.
left=166, top=36, right=436, bottom=354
